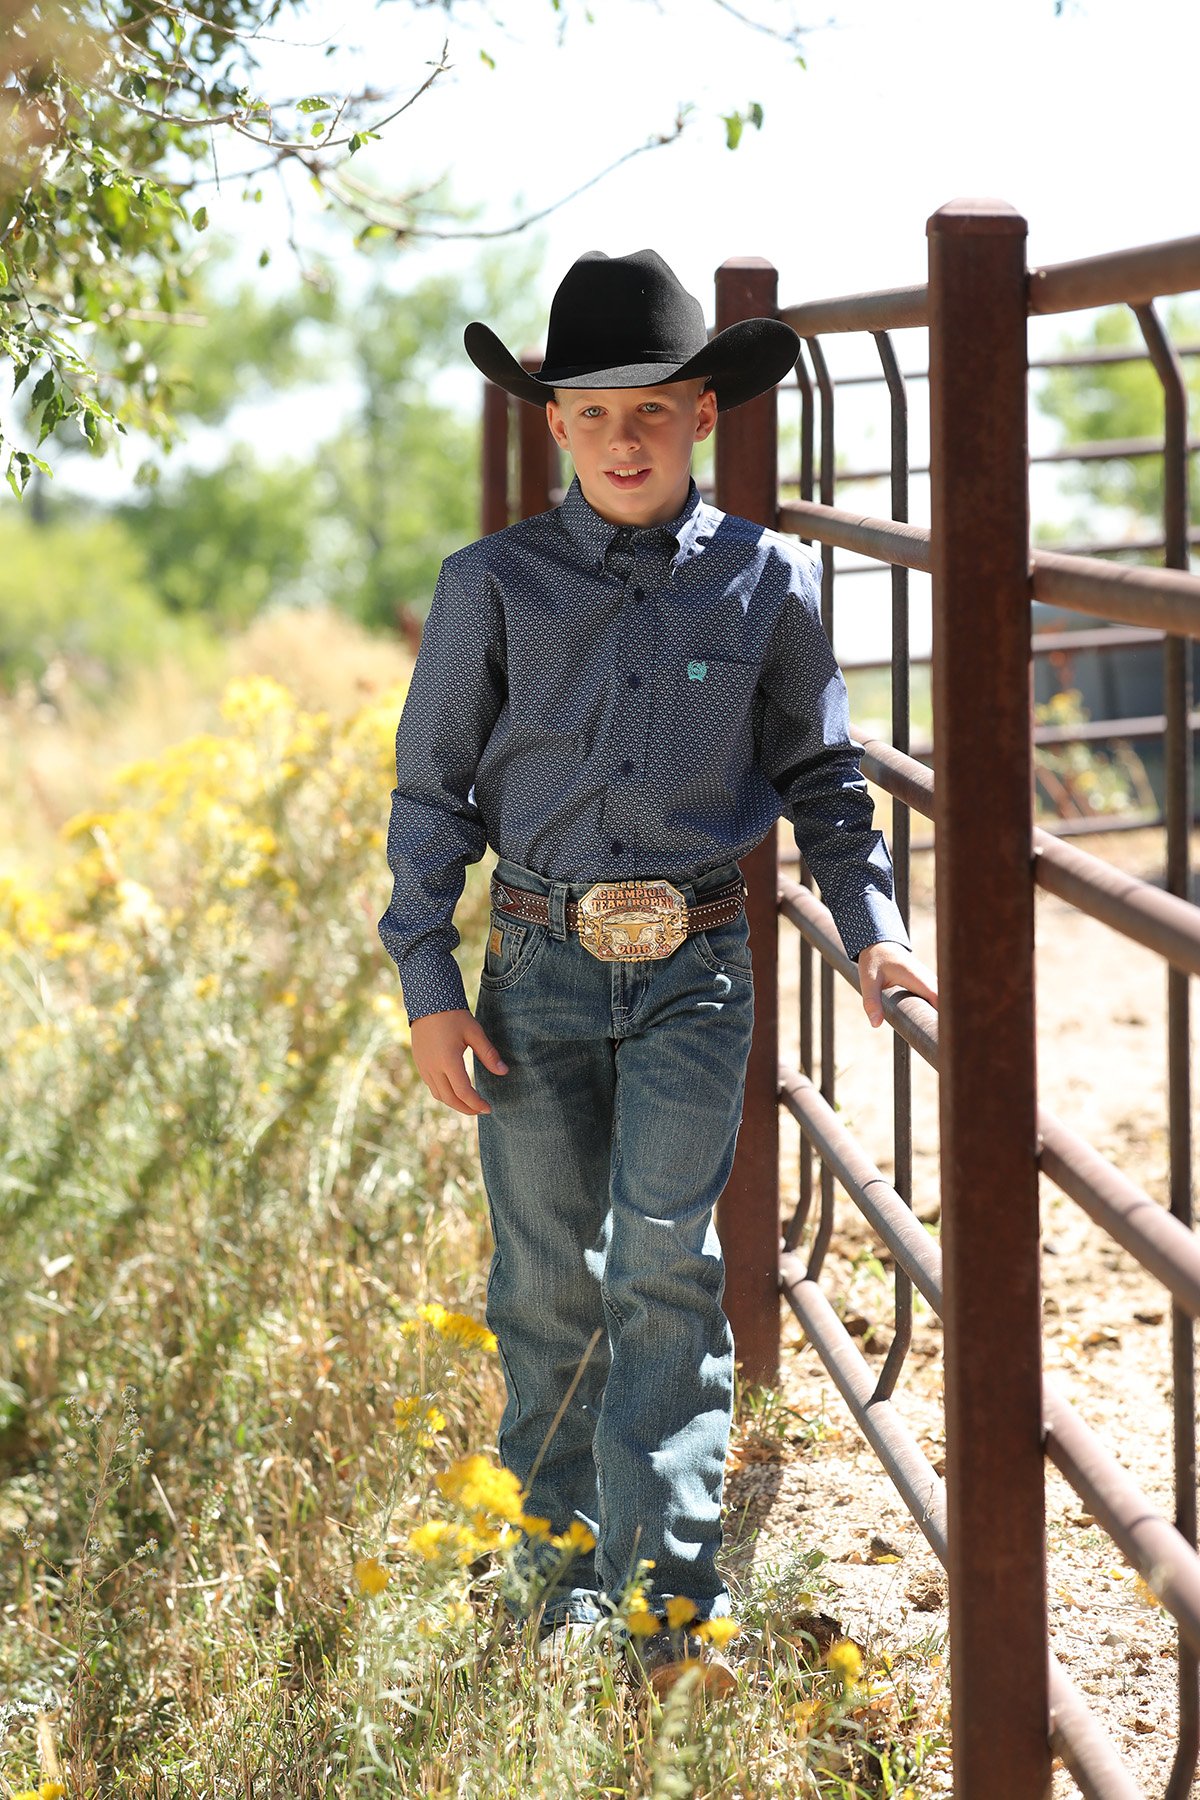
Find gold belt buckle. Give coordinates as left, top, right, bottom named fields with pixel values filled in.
left=577, top=878, right=688, bottom=962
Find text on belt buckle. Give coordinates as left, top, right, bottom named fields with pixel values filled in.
left=577, top=879, right=688, bottom=962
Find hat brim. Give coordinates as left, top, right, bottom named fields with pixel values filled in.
left=464, top=316, right=800, bottom=411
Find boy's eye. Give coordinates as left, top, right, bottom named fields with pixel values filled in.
left=581, top=406, right=603, bottom=417
left=641, top=402, right=663, bottom=413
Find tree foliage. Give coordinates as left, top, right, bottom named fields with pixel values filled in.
left=1035, top=300, right=1200, bottom=540
left=0, top=0, right=808, bottom=498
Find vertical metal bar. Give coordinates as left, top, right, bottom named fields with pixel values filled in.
left=783, top=352, right=818, bottom=1257
left=804, top=333, right=837, bottom=1282
left=714, top=256, right=784, bottom=1387
left=870, top=328, right=914, bottom=1405
left=519, top=352, right=554, bottom=520
left=927, top=198, right=1050, bottom=1798
left=1133, top=299, right=1198, bottom=1800
left=481, top=380, right=510, bottom=535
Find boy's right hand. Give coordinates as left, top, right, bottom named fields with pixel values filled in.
left=410, top=1008, right=509, bottom=1116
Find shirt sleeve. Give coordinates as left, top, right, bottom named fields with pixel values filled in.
left=755, top=549, right=912, bottom=961
left=377, top=555, right=507, bottom=1023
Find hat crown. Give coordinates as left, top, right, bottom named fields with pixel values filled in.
left=541, top=249, right=708, bottom=378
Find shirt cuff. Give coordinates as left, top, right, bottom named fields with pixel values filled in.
left=397, top=943, right=470, bottom=1026
left=828, top=889, right=914, bottom=963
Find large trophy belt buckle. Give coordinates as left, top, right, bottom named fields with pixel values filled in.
left=577, top=879, right=689, bottom=963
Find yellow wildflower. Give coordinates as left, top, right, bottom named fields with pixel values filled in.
left=826, top=1638, right=863, bottom=1686
left=787, top=1696, right=821, bottom=1735
left=392, top=1397, right=445, bottom=1447
left=552, top=1519, right=597, bottom=1553
left=692, top=1616, right=741, bottom=1648
left=61, top=806, right=121, bottom=841
left=625, top=1595, right=662, bottom=1638
left=40, top=1785, right=67, bottom=1800
left=1134, top=1573, right=1161, bottom=1609
left=194, top=972, right=220, bottom=1000
left=353, top=1556, right=390, bottom=1596
left=416, top=1301, right=498, bottom=1353
left=519, top=1512, right=553, bottom=1539
left=666, top=1595, right=698, bottom=1631
left=415, top=1616, right=443, bottom=1638
left=435, top=1452, right=525, bottom=1522
left=218, top=674, right=294, bottom=728
left=405, top=1519, right=489, bottom=1565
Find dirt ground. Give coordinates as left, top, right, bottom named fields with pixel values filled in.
left=724, top=822, right=1200, bottom=1796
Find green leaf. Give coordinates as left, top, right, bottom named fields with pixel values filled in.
left=192, top=204, right=208, bottom=231
left=723, top=112, right=743, bottom=151
left=479, top=48, right=495, bottom=70
left=258, top=247, right=270, bottom=267
left=749, top=102, right=764, bottom=130
left=297, top=95, right=330, bottom=113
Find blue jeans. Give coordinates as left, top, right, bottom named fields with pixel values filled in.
left=472, top=854, right=755, bottom=1631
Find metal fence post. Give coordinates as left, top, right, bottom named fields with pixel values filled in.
left=481, top=380, right=510, bottom=536
left=927, top=198, right=1050, bottom=1796
left=714, top=256, right=783, bottom=1388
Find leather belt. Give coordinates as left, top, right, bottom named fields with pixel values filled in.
left=490, top=872, right=747, bottom=964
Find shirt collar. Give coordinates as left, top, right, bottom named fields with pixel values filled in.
left=558, top=475, right=709, bottom=572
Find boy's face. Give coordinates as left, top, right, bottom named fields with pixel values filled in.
left=546, top=378, right=717, bottom=529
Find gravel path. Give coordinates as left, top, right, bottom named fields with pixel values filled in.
left=724, top=823, right=1200, bottom=1796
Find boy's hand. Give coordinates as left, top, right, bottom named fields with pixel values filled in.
left=856, top=940, right=939, bottom=1030
left=410, top=1008, right=509, bottom=1116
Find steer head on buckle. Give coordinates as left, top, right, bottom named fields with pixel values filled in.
left=577, top=879, right=688, bottom=962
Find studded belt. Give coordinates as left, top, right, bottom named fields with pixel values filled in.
left=490, top=872, right=747, bottom=963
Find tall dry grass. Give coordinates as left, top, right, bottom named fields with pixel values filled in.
left=0, top=610, right=944, bottom=1797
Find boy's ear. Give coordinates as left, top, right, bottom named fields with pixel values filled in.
left=545, top=397, right=570, bottom=450
left=694, top=384, right=718, bottom=442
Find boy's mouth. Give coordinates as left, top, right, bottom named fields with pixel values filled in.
left=605, top=466, right=652, bottom=490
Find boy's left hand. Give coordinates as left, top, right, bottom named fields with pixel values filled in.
left=856, top=940, right=939, bottom=1029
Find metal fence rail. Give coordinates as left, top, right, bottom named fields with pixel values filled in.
left=475, top=210, right=1200, bottom=1798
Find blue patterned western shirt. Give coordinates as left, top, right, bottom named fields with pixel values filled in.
left=378, top=474, right=911, bottom=1024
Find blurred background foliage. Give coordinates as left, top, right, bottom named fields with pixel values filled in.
left=0, top=230, right=546, bottom=708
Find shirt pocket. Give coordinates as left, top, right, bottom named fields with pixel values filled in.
left=653, top=655, right=761, bottom=787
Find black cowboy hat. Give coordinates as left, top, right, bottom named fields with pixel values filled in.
left=464, top=248, right=800, bottom=412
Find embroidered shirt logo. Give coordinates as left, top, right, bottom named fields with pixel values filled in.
left=686, top=661, right=708, bottom=681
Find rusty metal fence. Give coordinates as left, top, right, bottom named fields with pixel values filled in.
left=477, top=205, right=1200, bottom=1799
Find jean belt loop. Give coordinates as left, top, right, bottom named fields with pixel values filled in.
left=548, top=879, right=569, bottom=941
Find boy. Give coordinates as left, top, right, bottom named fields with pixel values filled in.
left=378, top=248, right=938, bottom=1689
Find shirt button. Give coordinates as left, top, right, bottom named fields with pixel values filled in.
left=611, top=839, right=624, bottom=856
left=620, top=758, right=634, bottom=775
left=627, top=672, right=641, bottom=689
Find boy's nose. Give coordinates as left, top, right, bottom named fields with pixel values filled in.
left=608, top=415, right=642, bottom=451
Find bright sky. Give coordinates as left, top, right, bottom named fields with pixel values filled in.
left=60, top=0, right=1200, bottom=656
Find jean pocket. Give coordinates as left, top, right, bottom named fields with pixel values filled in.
left=480, top=910, right=548, bottom=990
left=691, top=908, right=754, bottom=983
